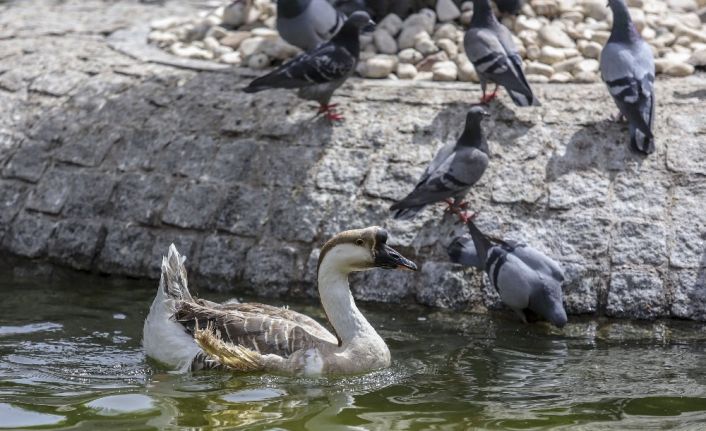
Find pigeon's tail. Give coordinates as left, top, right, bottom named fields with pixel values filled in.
left=447, top=236, right=484, bottom=269
left=630, top=125, right=655, bottom=155
left=390, top=203, right=424, bottom=220
left=243, top=80, right=269, bottom=93
left=465, top=220, right=493, bottom=264
left=507, top=88, right=540, bottom=107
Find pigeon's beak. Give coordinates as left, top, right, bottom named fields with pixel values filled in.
left=374, top=243, right=417, bottom=271
left=363, top=20, right=376, bottom=33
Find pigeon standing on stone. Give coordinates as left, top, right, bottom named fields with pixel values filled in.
left=276, top=0, right=345, bottom=51
left=244, top=11, right=375, bottom=121
left=600, top=0, right=656, bottom=154
left=464, top=0, right=538, bottom=106
left=494, top=0, right=523, bottom=15
left=390, top=106, right=490, bottom=221
left=449, top=221, right=568, bottom=328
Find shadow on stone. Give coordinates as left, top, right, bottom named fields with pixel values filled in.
left=545, top=119, right=645, bottom=182
left=674, top=89, right=706, bottom=100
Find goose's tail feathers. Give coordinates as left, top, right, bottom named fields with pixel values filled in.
left=194, top=324, right=264, bottom=372
left=160, top=244, right=194, bottom=302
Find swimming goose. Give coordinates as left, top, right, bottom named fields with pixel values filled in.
left=143, top=227, right=417, bottom=375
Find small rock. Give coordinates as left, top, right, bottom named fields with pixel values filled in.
left=378, top=13, right=404, bottom=36
left=526, top=73, right=551, bottom=82
left=148, top=30, right=178, bottom=45
left=261, top=38, right=300, bottom=60
left=404, top=9, right=436, bottom=34
left=251, top=28, right=279, bottom=39
left=374, top=29, right=398, bottom=54
left=414, top=32, right=439, bottom=55
left=573, top=58, right=599, bottom=74
left=580, top=40, right=602, bottom=58
left=150, top=16, right=187, bottom=31
left=539, top=45, right=566, bottom=63
left=460, top=10, right=473, bottom=25
left=532, top=0, right=561, bottom=17
left=582, top=0, right=610, bottom=20
left=416, top=51, right=449, bottom=71
left=550, top=71, right=573, bottom=82
left=398, top=48, right=424, bottom=64
left=526, top=61, right=555, bottom=77
left=662, top=61, right=696, bottom=76
left=629, top=8, right=646, bottom=31
left=539, top=24, right=576, bottom=48
left=220, top=31, right=251, bottom=49
left=397, top=63, right=418, bottom=79
left=553, top=56, right=583, bottom=72
left=437, top=38, right=458, bottom=57
left=433, top=23, right=460, bottom=41
left=516, top=15, right=543, bottom=31
left=432, top=60, right=458, bottom=81
left=238, top=36, right=264, bottom=57
left=364, top=55, right=397, bottom=78
left=456, top=55, right=480, bottom=82
left=573, top=70, right=599, bottom=82
left=206, top=25, right=228, bottom=40
left=398, top=26, right=427, bottom=50
left=688, top=48, right=706, bottom=67
left=589, top=30, right=611, bottom=45
left=436, top=0, right=461, bottom=21
left=526, top=44, right=541, bottom=60
left=220, top=51, right=242, bottom=64
left=247, top=53, right=269, bottom=69
left=222, top=1, right=251, bottom=27
left=668, top=0, right=698, bottom=12
left=170, top=43, right=213, bottom=60
left=642, top=27, right=656, bottom=40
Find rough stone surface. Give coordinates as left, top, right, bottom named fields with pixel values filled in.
left=0, top=0, right=704, bottom=322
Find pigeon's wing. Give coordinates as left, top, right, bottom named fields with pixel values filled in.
left=464, top=27, right=537, bottom=106
left=310, top=0, right=345, bottom=40
left=512, top=244, right=565, bottom=282
left=244, top=43, right=355, bottom=92
left=447, top=235, right=484, bottom=269
left=391, top=147, right=488, bottom=209
left=600, top=41, right=655, bottom=139
left=489, top=250, right=533, bottom=310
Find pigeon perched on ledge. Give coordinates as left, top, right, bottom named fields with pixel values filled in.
left=600, top=0, right=656, bottom=155
left=448, top=221, right=568, bottom=328
left=464, top=0, right=538, bottom=106
left=390, top=106, right=490, bottom=222
left=244, top=11, right=374, bottom=121
left=276, top=0, right=345, bottom=51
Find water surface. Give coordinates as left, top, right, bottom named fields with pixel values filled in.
left=1, top=266, right=705, bottom=430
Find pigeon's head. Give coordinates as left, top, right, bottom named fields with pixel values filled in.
left=317, top=226, right=417, bottom=274
left=346, top=11, right=375, bottom=33
left=606, top=0, right=627, bottom=11
left=465, top=105, right=490, bottom=127
left=529, top=281, right=568, bottom=328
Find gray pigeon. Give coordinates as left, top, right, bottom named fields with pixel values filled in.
left=390, top=106, right=490, bottom=221
left=449, top=221, right=568, bottom=327
left=277, top=0, right=345, bottom=51
left=600, top=0, right=655, bottom=154
left=464, top=0, right=538, bottom=106
left=245, top=11, right=374, bottom=121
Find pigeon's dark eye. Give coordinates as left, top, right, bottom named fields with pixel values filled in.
left=355, top=239, right=364, bottom=246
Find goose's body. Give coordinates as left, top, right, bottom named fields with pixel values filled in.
left=143, top=227, right=416, bottom=375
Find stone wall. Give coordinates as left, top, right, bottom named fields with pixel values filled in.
left=1, top=0, right=704, bottom=321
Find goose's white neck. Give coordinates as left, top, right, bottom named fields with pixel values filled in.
left=317, top=255, right=379, bottom=345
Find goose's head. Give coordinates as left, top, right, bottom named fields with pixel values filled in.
left=317, top=227, right=417, bottom=274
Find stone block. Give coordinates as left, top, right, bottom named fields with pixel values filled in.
left=0, top=180, right=27, bottom=225
left=606, top=270, right=667, bottom=319
left=416, top=261, right=479, bottom=310
left=47, top=219, right=105, bottom=270
left=111, top=173, right=171, bottom=225
left=29, top=70, right=86, bottom=96
left=196, top=233, right=254, bottom=288
left=350, top=269, right=417, bottom=303
left=669, top=183, right=706, bottom=269
left=205, top=139, right=262, bottom=184
left=61, top=171, right=115, bottom=217
left=612, top=171, right=670, bottom=220
left=162, top=182, right=225, bottom=229
left=2, top=141, right=47, bottom=182
left=667, top=135, right=706, bottom=175
left=548, top=170, right=610, bottom=211
left=321, top=197, right=389, bottom=239
left=3, top=212, right=55, bottom=258
left=152, top=134, right=218, bottom=179
left=108, top=128, right=161, bottom=171
left=670, top=270, right=706, bottom=321
left=611, top=221, right=668, bottom=267
left=491, top=163, right=545, bottom=204
left=148, top=232, right=199, bottom=278
left=55, top=128, right=121, bottom=167
left=215, top=183, right=270, bottom=237
left=315, top=148, right=371, bottom=193
left=263, top=145, right=322, bottom=187
left=97, top=224, right=154, bottom=277
left=363, top=161, right=426, bottom=200
left=267, top=188, right=331, bottom=243
left=25, top=168, right=72, bottom=214
left=561, top=262, right=603, bottom=314
left=243, top=244, right=300, bottom=296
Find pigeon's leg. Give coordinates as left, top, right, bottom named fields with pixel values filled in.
left=315, top=104, right=344, bottom=121
left=481, top=84, right=500, bottom=104
left=443, top=199, right=476, bottom=223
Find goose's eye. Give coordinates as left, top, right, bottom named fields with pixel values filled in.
left=355, top=239, right=364, bottom=246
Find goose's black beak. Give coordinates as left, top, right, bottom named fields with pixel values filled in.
left=363, top=20, right=376, bottom=33
left=374, top=243, right=417, bottom=271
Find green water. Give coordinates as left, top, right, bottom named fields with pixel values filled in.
left=1, top=267, right=706, bottom=430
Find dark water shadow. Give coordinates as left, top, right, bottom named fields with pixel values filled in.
left=545, top=119, right=645, bottom=182
left=674, top=89, right=706, bottom=100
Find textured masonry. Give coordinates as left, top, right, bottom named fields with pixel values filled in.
left=0, top=0, right=704, bottom=321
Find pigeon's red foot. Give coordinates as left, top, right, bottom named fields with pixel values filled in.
left=457, top=210, right=477, bottom=224
left=480, top=92, right=498, bottom=104
left=317, top=104, right=344, bottom=121
left=325, top=111, right=344, bottom=121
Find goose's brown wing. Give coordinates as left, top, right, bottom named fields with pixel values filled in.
left=174, top=302, right=338, bottom=358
